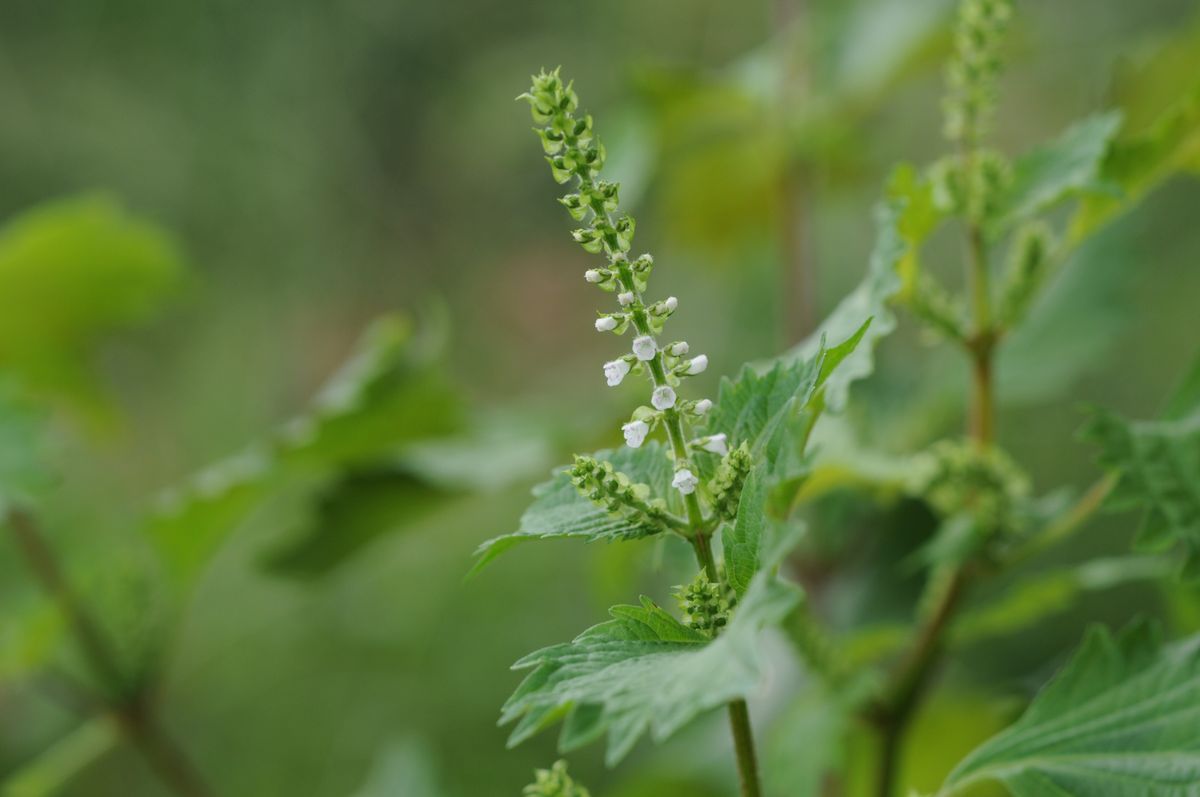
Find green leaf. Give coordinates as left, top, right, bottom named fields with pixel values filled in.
left=714, top=320, right=870, bottom=476
left=993, top=112, right=1123, bottom=230
left=940, top=620, right=1200, bottom=796
left=723, top=468, right=765, bottom=598
left=1082, top=392, right=1200, bottom=579
left=501, top=570, right=801, bottom=765
left=147, top=315, right=461, bottom=587
left=783, top=168, right=928, bottom=412
left=1071, top=84, right=1200, bottom=243
left=472, top=443, right=673, bottom=574
left=350, top=737, right=447, bottom=797
left=0, top=195, right=183, bottom=407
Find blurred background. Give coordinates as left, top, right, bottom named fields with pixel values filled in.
left=1, top=0, right=1199, bottom=794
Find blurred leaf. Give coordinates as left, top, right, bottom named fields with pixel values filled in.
left=0, top=717, right=119, bottom=797
left=951, top=556, right=1172, bottom=647
left=785, top=172, right=922, bottom=411
left=723, top=468, right=765, bottom=598
left=350, top=737, right=447, bottom=797
left=940, top=620, right=1200, bottom=796
left=472, top=443, right=673, bottom=575
left=712, top=319, right=869, bottom=476
left=0, top=195, right=183, bottom=407
left=1071, top=84, right=1200, bottom=242
left=262, top=468, right=456, bottom=579
left=501, top=569, right=800, bottom=766
left=0, top=596, right=63, bottom=683
left=1082, top=366, right=1200, bottom=579
left=764, top=686, right=851, bottom=797
left=147, top=315, right=461, bottom=587
left=994, top=112, right=1123, bottom=231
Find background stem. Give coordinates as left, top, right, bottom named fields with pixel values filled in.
left=5, top=508, right=216, bottom=797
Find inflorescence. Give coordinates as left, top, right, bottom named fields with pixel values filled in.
left=521, top=68, right=727, bottom=516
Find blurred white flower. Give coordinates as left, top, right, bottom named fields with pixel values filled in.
left=672, top=468, right=698, bottom=495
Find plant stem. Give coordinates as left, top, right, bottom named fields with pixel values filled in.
left=5, top=508, right=216, bottom=797
left=870, top=215, right=995, bottom=797
left=727, top=698, right=763, bottom=797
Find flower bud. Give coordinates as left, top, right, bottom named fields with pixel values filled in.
left=693, top=398, right=713, bottom=415
left=701, top=433, right=728, bottom=456
left=666, top=341, right=689, bottom=357
left=651, top=386, right=677, bottom=410
left=622, top=420, right=649, bottom=448
left=617, top=291, right=635, bottom=306
left=603, top=359, right=631, bottom=387
left=672, top=468, right=698, bottom=495
left=584, top=269, right=603, bottom=283
left=595, top=316, right=618, bottom=332
left=664, top=296, right=678, bottom=312
left=686, top=355, right=708, bottom=375
left=632, top=335, right=657, bottom=361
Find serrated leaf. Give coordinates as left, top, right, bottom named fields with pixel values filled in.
left=501, top=570, right=801, bottom=765
left=714, top=320, right=870, bottom=477
left=0, top=195, right=183, bottom=408
left=1082, top=384, right=1200, bottom=579
left=472, top=443, right=673, bottom=574
left=723, top=467, right=765, bottom=598
left=940, top=620, right=1200, bottom=797
left=147, top=315, right=461, bottom=586
left=782, top=172, right=923, bottom=412
left=993, top=112, right=1123, bottom=231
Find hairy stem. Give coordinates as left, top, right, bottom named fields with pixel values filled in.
left=5, top=508, right=215, bottom=797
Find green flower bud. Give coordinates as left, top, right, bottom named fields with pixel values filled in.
left=569, top=456, right=673, bottom=532
left=998, top=222, right=1052, bottom=328
left=909, top=438, right=1031, bottom=540
left=524, top=760, right=590, bottom=797
left=710, top=442, right=752, bottom=522
left=674, top=572, right=731, bottom=637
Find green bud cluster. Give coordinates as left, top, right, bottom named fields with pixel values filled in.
left=943, top=0, right=1013, bottom=148
left=929, top=149, right=1012, bottom=224
left=521, top=69, right=636, bottom=260
left=569, top=455, right=674, bottom=531
left=997, top=222, right=1052, bottom=328
left=911, top=272, right=967, bottom=342
left=524, top=760, right=591, bottom=797
left=674, top=573, right=730, bottom=637
left=912, top=439, right=1031, bottom=536
left=710, top=443, right=752, bottom=521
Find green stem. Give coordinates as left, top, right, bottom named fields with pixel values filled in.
left=4, top=509, right=216, bottom=797
left=727, top=699, right=763, bottom=797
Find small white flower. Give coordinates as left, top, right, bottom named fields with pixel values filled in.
left=686, top=354, right=708, bottom=375
left=595, top=316, right=618, bottom=332
left=667, top=341, right=689, bottom=357
left=664, top=296, right=678, bottom=312
left=584, top=269, right=603, bottom=283
left=622, top=420, right=649, bottom=448
left=694, top=398, right=713, bottom=415
left=672, top=468, right=698, bottom=495
left=632, top=335, right=657, bottom=361
left=603, top=359, right=631, bottom=387
left=618, top=291, right=635, bottom=306
left=702, top=433, right=728, bottom=456
left=651, top=385, right=677, bottom=410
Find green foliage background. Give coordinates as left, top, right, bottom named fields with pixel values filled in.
left=1, top=0, right=1199, bottom=795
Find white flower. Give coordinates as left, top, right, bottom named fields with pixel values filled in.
left=595, top=316, right=617, bottom=332
left=632, top=335, right=657, bottom=361
left=686, top=354, right=708, bottom=375
left=672, top=468, right=698, bottom=495
left=622, top=420, right=649, bottom=448
left=667, top=341, right=689, bottom=356
left=603, top=359, right=630, bottom=387
left=618, top=291, right=635, bottom=306
left=663, top=296, right=678, bottom=312
left=693, top=398, right=713, bottom=415
left=702, top=433, right=728, bottom=456
left=584, top=269, right=603, bottom=283
left=651, top=385, right=677, bottom=410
